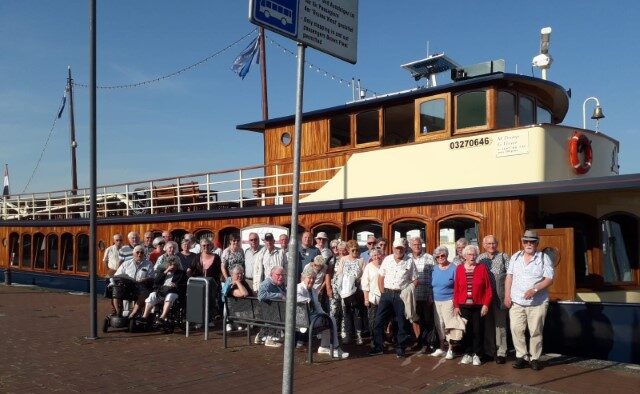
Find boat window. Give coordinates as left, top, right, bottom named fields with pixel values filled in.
left=496, top=91, right=516, bottom=128
left=438, top=217, right=479, bottom=259
left=21, top=234, right=32, bottom=269
left=9, top=232, right=19, bottom=266
left=218, top=227, right=241, bottom=249
left=77, top=234, right=89, bottom=273
left=383, top=102, right=414, bottom=146
left=47, top=234, right=59, bottom=271
left=171, top=229, right=188, bottom=246
left=518, top=95, right=535, bottom=126
left=194, top=229, right=214, bottom=245
left=33, top=232, right=45, bottom=269
left=347, top=220, right=383, bottom=254
left=356, top=110, right=379, bottom=145
left=419, top=99, right=446, bottom=134
left=537, top=105, right=552, bottom=124
left=456, top=90, right=487, bottom=131
left=312, top=224, right=341, bottom=242
left=329, top=114, right=351, bottom=148
left=391, top=220, right=427, bottom=249
left=61, top=233, right=74, bottom=271
left=600, top=214, right=638, bottom=283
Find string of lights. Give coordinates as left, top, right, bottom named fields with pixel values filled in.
left=265, top=34, right=379, bottom=97
left=73, top=29, right=258, bottom=89
left=22, top=94, right=66, bottom=193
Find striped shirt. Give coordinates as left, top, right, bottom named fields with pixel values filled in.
left=411, top=252, right=435, bottom=301
left=465, top=267, right=475, bottom=304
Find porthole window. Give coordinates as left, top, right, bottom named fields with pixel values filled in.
left=280, top=132, right=291, bottom=146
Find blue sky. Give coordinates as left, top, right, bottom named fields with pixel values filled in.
left=1, top=1, right=639, bottom=194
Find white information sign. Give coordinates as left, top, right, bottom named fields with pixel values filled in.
left=249, top=0, right=358, bottom=64
left=495, top=133, right=529, bottom=157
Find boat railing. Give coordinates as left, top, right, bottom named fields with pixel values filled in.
left=0, top=162, right=342, bottom=220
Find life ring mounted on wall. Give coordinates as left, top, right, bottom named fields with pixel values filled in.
left=569, top=131, right=592, bottom=174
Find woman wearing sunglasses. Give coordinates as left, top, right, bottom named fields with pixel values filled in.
left=430, top=245, right=456, bottom=360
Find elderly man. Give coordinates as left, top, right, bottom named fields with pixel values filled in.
left=103, top=233, right=123, bottom=277
left=505, top=230, right=554, bottom=371
left=377, top=237, right=388, bottom=255
left=113, top=245, right=155, bottom=318
left=452, top=238, right=468, bottom=266
left=184, top=233, right=201, bottom=254
left=369, top=239, right=418, bottom=358
left=298, top=266, right=349, bottom=358
left=244, top=232, right=262, bottom=289
left=409, top=236, right=436, bottom=353
left=142, top=231, right=155, bottom=257
left=299, top=231, right=320, bottom=275
left=118, top=231, right=140, bottom=265
left=162, top=231, right=173, bottom=243
left=478, top=235, right=510, bottom=364
left=360, top=234, right=377, bottom=264
left=258, top=266, right=287, bottom=347
left=253, top=233, right=285, bottom=293
left=314, top=232, right=332, bottom=260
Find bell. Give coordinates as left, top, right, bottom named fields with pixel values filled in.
left=591, top=105, right=605, bottom=121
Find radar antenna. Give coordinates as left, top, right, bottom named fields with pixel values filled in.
left=532, top=27, right=553, bottom=80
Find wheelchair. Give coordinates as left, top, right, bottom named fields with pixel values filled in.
left=129, top=287, right=186, bottom=334
left=103, top=276, right=137, bottom=333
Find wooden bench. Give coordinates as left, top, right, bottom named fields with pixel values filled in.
left=151, top=181, right=201, bottom=213
left=223, top=296, right=334, bottom=364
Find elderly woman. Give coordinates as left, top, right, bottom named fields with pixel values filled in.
left=179, top=238, right=197, bottom=271
left=430, top=245, right=456, bottom=359
left=329, top=240, right=348, bottom=340
left=188, top=238, right=224, bottom=321
left=221, top=234, right=245, bottom=281
left=221, top=265, right=253, bottom=332
left=297, top=266, right=349, bottom=358
left=361, top=248, right=383, bottom=337
left=303, top=255, right=331, bottom=311
left=141, top=255, right=186, bottom=322
left=149, top=236, right=165, bottom=264
left=334, top=239, right=365, bottom=345
left=453, top=244, right=492, bottom=366
left=155, top=241, right=179, bottom=273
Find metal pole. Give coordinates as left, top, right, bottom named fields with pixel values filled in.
left=87, top=0, right=98, bottom=340
left=282, top=43, right=305, bottom=394
left=259, top=27, right=269, bottom=121
left=68, top=67, right=79, bottom=195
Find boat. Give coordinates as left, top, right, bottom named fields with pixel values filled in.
left=1, top=27, right=638, bottom=364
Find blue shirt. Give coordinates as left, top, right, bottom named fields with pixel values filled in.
left=431, top=263, right=456, bottom=301
left=507, top=250, right=554, bottom=306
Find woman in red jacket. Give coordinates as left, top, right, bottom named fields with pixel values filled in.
left=453, top=244, right=492, bottom=366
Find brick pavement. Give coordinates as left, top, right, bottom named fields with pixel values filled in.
left=1, top=284, right=639, bottom=393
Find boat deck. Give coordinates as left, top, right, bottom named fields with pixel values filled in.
left=1, top=285, right=638, bottom=393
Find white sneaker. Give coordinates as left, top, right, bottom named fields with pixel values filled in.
left=237, top=325, right=244, bottom=331
left=254, top=333, right=265, bottom=345
left=460, top=354, right=472, bottom=364
left=317, top=346, right=331, bottom=355
left=472, top=354, right=481, bottom=366
left=296, top=341, right=304, bottom=348
left=332, top=347, right=349, bottom=359
left=430, top=348, right=446, bottom=357
left=225, top=324, right=233, bottom=332
left=265, top=338, right=282, bottom=348
left=445, top=349, right=454, bottom=360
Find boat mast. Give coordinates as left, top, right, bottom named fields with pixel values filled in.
left=259, top=27, right=269, bottom=120
left=67, top=66, right=79, bottom=195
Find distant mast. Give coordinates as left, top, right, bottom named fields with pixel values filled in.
left=67, top=67, right=79, bottom=195
left=259, top=27, right=269, bottom=121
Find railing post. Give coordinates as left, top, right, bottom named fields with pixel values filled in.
left=84, top=188, right=89, bottom=218
left=149, top=181, right=154, bottom=215
left=176, top=177, right=181, bottom=213
left=31, top=195, right=35, bottom=220
left=124, top=184, right=130, bottom=216
left=16, top=195, right=21, bottom=220
left=47, top=193, right=52, bottom=220
left=238, top=169, right=244, bottom=208
left=275, top=164, right=280, bottom=205
left=102, top=187, right=107, bottom=216
left=206, top=173, right=211, bottom=210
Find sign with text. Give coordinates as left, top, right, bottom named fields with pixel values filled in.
left=249, top=0, right=358, bottom=64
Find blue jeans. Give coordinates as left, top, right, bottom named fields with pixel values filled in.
left=372, top=291, right=410, bottom=352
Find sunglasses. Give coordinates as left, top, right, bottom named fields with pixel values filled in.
left=134, top=251, right=144, bottom=254
left=435, top=254, right=446, bottom=259
left=367, top=242, right=375, bottom=245
left=523, top=240, right=538, bottom=245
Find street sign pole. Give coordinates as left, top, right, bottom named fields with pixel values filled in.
left=282, top=42, right=305, bottom=394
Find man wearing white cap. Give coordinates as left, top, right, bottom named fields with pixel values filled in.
left=369, top=238, right=417, bottom=358
left=504, top=230, right=554, bottom=371
left=314, top=232, right=332, bottom=260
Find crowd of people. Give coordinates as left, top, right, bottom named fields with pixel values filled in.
left=104, top=228, right=554, bottom=370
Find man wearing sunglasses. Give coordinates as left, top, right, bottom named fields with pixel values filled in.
left=504, top=230, right=554, bottom=371
left=360, top=235, right=377, bottom=264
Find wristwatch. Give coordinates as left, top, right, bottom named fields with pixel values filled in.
left=533, top=287, right=538, bottom=293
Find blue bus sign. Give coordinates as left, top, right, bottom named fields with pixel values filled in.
left=249, top=0, right=358, bottom=64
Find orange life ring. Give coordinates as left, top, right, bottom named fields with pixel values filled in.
left=568, top=131, right=592, bottom=174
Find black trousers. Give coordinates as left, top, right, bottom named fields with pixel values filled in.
left=460, top=305, right=484, bottom=355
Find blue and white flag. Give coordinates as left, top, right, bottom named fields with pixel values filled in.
left=3, top=164, right=9, bottom=197
left=57, top=89, right=67, bottom=119
left=231, top=36, right=260, bottom=79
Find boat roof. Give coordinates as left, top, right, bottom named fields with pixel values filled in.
left=237, top=72, right=570, bottom=132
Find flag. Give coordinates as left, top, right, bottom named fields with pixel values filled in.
left=3, top=164, right=9, bottom=197
left=57, top=89, right=67, bottom=119
left=231, top=36, right=260, bottom=79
